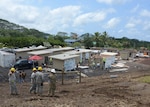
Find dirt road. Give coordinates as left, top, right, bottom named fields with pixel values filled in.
left=0, top=58, right=150, bottom=107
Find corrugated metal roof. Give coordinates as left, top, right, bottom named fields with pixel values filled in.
left=28, top=47, right=74, bottom=55
left=14, top=46, right=47, bottom=52
left=0, top=51, right=15, bottom=55
left=28, top=49, right=53, bottom=55
left=64, top=49, right=92, bottom=54
left=49, top=54, right=79, bottom=60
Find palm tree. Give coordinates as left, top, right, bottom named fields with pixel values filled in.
left=94, top=32, right=101, bottom=47
left=100, top=31, right=109, bottom=47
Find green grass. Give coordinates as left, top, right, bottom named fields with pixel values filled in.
left=139, top=76, right=150, bottom=83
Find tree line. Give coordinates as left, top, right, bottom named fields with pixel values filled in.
left=0, top=31, right=150, bottom=50
left=82, top=32, right=150, bottom=50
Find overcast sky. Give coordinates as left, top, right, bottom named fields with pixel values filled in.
left=0, top=0, right=150, bottom=41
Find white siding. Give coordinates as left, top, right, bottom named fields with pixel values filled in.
left=0, top=51, right=15, bottom=67
left=64, top=58, right=76, bottom=71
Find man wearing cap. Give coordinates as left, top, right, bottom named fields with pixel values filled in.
left=35, top=66, right=44, bottom=96
left=30, top=68, right=37, bottom=94
left=8, top=68, right=18, bottom=95
left=48, top=69, right=56, bottom=97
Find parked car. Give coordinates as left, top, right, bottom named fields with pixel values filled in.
left=13, top=59, right=38, bottom=70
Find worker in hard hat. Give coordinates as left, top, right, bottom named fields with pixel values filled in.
left=8, top=67, right=18, bottom=95
left=35, top=66, right=44, bottom=96
left=29, top=68, right=37, bottom=94
left=102, top=57, right=106, bottom=70
left=48, top=69, right=56, bottom=97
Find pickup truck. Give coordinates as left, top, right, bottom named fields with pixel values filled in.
left=13, top=59, right=38, bottom=70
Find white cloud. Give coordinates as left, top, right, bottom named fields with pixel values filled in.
left=73, top=11, right=106, bottom=26
left=0, top=0, right=39, bottom=23
left=140, top=9, right=150, bottom=17
left=96, top=0, right=128, bottom=5
left=104, top=17, right=120, bottom=28
left=33, top=5, right=81, bottom=32
left=0, top=0, right=82, bottom=33
left=131, top=4, right=139, bottom=13
left=118, top=29, right=123, bottom=33
left=73, top=8, right=115, bottom=27
left=0, top=0, right=117, bottom=34
left=14, top=6, right=39, bottom=23
left=125, top=17, right=142, bottom=28
left=125, top=23, right=135, bottom=28
left=0, top=0, right=149, bottom=41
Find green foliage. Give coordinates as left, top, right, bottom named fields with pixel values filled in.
left=139, top=76, right=150, bottom=83
left=54, top=35, right=65, bottom=42
left=81, top=32, right=150, bottom=49
left=71, top=42, right=81, bottom=48
left=93, top=32, right=101, bottom=47
left=0, top=35, right=66, bottom=48
left=0, top=19, right=49, bottom=38
left=0, top=43, right=5, bottom=48
left=0, top=18, right=67, bottom=47
left=47, top=36, right=66, bottom=47
left=83, top=35, right=94, bottom=48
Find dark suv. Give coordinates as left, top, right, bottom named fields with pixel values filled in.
left=13, top=59, right=38, bottom=70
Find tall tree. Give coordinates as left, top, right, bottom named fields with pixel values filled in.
left=94, top=32, right=101, bottom=47
left=83, top=35, right=93, bottom=48
left=100, top=31, right=109, bottom=47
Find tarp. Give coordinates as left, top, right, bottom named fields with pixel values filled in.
left=29, top=55, right=42, bottom=60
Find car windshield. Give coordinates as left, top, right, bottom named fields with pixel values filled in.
left=16, top=59, right=29, bottom=64
left=28, top=60, right=33, bottom=64
left=16, top=60, right=22, bottom=64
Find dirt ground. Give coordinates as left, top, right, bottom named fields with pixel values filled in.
left=0, top=58, right=150, bottom=107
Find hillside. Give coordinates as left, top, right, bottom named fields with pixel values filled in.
left=0, top=19, right=49, bottom=37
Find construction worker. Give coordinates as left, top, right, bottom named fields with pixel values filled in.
left=30, top=68, right=37, bottom=94
left=35, top=66, right=44, bottom=96
left=8, top=67, right=18, bottom=95
left=102, top=57, right=106, bottom=70
left=19, top=71, right=23, bottom=83
left=21, top=70, right=26, bottom=82
left=48, top=69, right=56, bottom=97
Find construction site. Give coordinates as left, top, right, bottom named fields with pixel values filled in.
left=0, top=56, right=150, bottom=107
